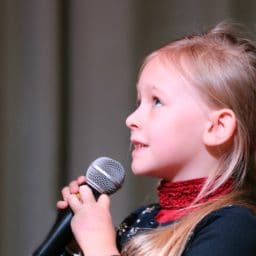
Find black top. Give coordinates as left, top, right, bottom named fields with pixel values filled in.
left=62, top=204, right=256, bottom=255
left=116, top=204, right=256, bottom=255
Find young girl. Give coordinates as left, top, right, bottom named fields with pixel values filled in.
left=57, top=21, right=256, bottom=256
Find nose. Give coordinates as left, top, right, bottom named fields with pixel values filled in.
left=126, top=109, right=139, bottom=129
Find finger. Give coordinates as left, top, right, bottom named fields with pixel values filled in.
left=79, top=185, right=96, bottom=205
left=77, top=175, right=86, bottom=185
left=69, top=180, right=81, bottom=194
left=61, top=186, right=71, bottom=201
left=98, top=194, right=111, bottom=209
left=68, top=194, right=83, bottom=213
left=56, top=200, right=68, bottom=209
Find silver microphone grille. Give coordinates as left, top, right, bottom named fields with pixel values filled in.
left=86, top=157, right=125, bottom=194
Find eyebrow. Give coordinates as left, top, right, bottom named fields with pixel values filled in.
left=136, top=83, right=162, bottom=97
left=151, top=85, right=166, bottom=96
left=151, top=85, right=159, bottom=91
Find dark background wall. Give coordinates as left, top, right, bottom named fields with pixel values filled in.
left=0, top=1, right=255, bottom=255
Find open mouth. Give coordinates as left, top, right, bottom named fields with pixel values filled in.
left=132, top=141, right=148, bottom=150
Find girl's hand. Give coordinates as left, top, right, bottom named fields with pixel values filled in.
left=56, top=175, right=86, bottom=209
left=68, top=185, right=119, bottom=256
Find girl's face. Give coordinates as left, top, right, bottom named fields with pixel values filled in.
left=126, top=56, right=215, bottom=181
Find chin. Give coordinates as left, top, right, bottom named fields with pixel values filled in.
left=131, top=164, right=159, bottom=177
left=131, top=168, right=146, bottom=176
left=131, top=165, right=148, bottom=176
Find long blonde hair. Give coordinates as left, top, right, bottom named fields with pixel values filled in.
left=122, top=22, right=256, bottom=256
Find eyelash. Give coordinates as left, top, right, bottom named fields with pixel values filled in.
left=136, top=99, right=141, bottom=107
left=135, top=96, right=162, bottom=108
left=153, top=96, right=162, bottom=106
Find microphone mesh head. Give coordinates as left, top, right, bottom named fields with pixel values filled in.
left=86, top=157, right=125, bottom=194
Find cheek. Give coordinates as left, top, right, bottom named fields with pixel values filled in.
left=154, top=113, right=204, bottom=152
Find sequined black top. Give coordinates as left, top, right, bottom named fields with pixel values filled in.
left=116, top=204, right=161, bottom=250
left=116, top=204, right=256, bottom=256
left=63, top=204, right=256, bottom=255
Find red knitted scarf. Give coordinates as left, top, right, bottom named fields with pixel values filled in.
left=155, top=177, right=233, bottom=223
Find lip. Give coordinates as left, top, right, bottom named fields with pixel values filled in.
left=130, top=136, right=148, bottom=146
left=130, top=138, right=148, bottom=155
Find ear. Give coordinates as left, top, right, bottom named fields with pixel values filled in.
left=203, top=108, right=237, bottom=147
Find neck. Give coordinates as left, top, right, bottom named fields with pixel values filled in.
left=170, top=149, right=220, bottom=182
left=155, top=177, right=233, bottom=223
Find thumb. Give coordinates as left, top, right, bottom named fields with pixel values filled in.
left=98, top=194, right=111, bottom=209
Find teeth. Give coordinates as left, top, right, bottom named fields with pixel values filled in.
left=134, top=143, right=145, bottom=149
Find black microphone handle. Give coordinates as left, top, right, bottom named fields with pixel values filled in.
left=33, top=208, right=73, bottom=256
left=33, top=186, right=100, bottom=256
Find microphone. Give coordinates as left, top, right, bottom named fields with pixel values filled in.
left=33, top=157, right=125, bottom=256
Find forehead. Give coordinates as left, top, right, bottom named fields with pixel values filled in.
left=136, top=55, right=211, bottom=109
left=136, top=55, right=189, bottom=93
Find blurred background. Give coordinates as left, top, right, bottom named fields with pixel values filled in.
left=0, top=0, right=255, bottom=255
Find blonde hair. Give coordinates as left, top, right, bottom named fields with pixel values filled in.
left=122, top=22, right=256, bottom=256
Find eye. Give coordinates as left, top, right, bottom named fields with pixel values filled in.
left=136, top=98, right=141, bottom=107
left=153, top=96, right=162, bottom=107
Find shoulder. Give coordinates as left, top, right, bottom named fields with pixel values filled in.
left=116, top=204, right=160, bottom=250
left=184, top=205, right=256, bottom=256
left=118, top=203, right=160, bottom=227
left=197, top=204, right=256, bottom=232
